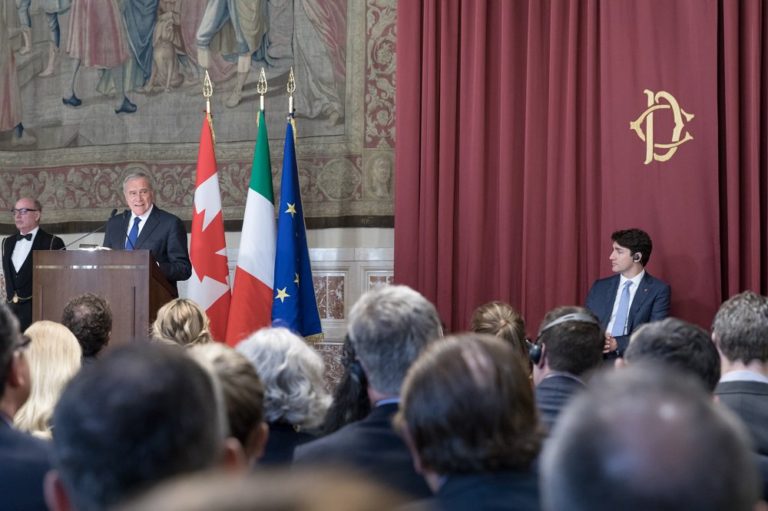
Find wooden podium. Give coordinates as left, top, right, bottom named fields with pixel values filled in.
left=32, top=250, right=175, bottom=346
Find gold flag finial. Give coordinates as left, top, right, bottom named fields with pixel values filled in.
left=203, top=70, right=213, bottom=115
left=287, top=67, right=295, bottom=114
left=257, top=67, right=268, bottom=112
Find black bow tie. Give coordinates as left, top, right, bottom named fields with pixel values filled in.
left=17, top=233, right=32, bottom=241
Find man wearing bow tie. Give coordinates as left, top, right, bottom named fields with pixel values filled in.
left=1, top=198, right=65, bottom=331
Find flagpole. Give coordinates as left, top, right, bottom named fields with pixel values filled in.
left=257, top=67, right=267, bottom=112
left=203, top=70, right=213, bottom=116
left=287, top=67, right=295, bottom=115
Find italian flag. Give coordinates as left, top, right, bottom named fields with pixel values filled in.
left=189, top=113, right=231, bottom=342
left=226, top=110, right=276, bottom=345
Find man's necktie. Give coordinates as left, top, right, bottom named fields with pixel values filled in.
left=17, top=233, right=31, bottom=241
left=611, top=281, right=632, bottom=337
left=125, top=217, right=141, bottom=250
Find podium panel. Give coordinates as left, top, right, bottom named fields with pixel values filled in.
left=33, top=250, right=174, bottom=347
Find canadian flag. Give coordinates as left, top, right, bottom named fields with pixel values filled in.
left=188, top=113, right=231, bottom=341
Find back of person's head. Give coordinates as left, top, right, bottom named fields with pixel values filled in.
left=396, top=333, right=540, bottom=475
left=321, top=335, right=371, bottom=434
left=625, top=318, right=720, bottom=392
left=152, top=298, right=213, bottom=346
left=61, top=293, right=112, bottom=358
left=237, top=327, right=330, bottom=430
left=49, top=343, right=224, bottom=511
left=0, top=302, right=23, bottom=396
left=347, top=285, right=443, bottom=396
left=114, top=469, right=405, bottom=511
left=14, top=321, right=81, bottom=437
left=611, top=228, right=653, bottom=266
left=541, top=363, right=761, bottom=511
left=537, top=306, right=603, bottom=375
left=188, top=343, right=266, bottom=460
left=470, top=301, right=528, bottom=364
left=712, top=291, right=768, bottom=363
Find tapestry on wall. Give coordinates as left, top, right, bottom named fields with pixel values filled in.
left=0, top=0, right=395, bottom=232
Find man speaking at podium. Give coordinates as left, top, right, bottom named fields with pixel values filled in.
left=2, top=198, right=65, bottom=330
left=103, top=172, right=191, bottom=296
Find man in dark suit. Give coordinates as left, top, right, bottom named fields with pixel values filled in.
left=398, top=333, right=541, bottom=511
left=0, top=302, right=51, bottom=511
left=294, top=285, right=442, bottom=499
left=1, top=198, right=65, bottom=331
left=541, top=364, right=762, bottom=511
left=103, top=172, right=191, bottom=295
left=532, top=306, right=604, bottom=432
left=712, top=291, right=768, bottom=460
left=586, top=228, right=670, bottom=359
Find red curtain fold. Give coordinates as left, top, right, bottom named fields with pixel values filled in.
left=396, top=0, right=768, bottom=334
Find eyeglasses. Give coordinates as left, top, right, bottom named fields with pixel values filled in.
left=10, top=208, right=38, bottom=216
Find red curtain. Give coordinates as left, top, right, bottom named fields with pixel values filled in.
left=395, top=0, right=767, bottom=334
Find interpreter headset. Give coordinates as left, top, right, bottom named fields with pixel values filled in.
left=527, top=312, right=601, bottom=366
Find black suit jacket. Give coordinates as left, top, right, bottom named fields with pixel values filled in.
left=423, top=470, right=540, bottom=511
left=293, top=403, right=432, bottom=499
left=0, top=420, right=52, bottom=511
left=585, top=271, right=671, bottom=354
left=2, top=228, right=65, bottom=330
left=715, top=380, right=768, bottom=455
left=535, top=374, right=586, bottom=432
left=103, top=207, right=191, bottom=294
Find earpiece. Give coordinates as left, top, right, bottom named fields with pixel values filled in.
left=633, top=252, right=642, bottom=263
left=527, top=339, right=543, bottom=366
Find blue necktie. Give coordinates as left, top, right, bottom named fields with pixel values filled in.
left=125, top=217, right=141, bottom=250
left=611, top=281, right=632, bottom=337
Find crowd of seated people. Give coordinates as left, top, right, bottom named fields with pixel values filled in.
left=5, top=285, right=768, bottom=510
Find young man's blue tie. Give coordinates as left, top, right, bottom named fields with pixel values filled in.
left=611, top=281, right=632, bottom=337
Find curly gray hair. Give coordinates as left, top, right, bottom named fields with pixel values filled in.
left=236, top=327, right=331, bottom=430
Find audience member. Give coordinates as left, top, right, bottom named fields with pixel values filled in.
left=151, top=298, right=213, bottom=347
left=237, top=327, right=331, bottom=464
left=188, top=343, right=268, bottom=465
left=294, top=285, right=442, bottom=499
left=321, top=335, right=371, bottom=435
left=396, top=333, right=541, bottom=511
left=623, top=317, right=720, bottom=392
left=541, top=364, right=763, bottom=511
left=15, top=321, right=81, bottom=437
left=470, top=300, right=531, bottom=376
left=0, top=303, right=50, bottom=511
left=712, top=291, right=768, bottom=460
left=44, top=343, right=230, bottom=511
left=61, top=293, right=112, bottom=363
left=532, top=306, right=603, bottom=431
left=115, top=468, right=406, bottom=511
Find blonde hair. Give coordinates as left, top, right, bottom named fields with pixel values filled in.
left=470, top=301, right=529, bottom=369
left=15, top=321, right=81, bottom=437
left=152, top=299, right=214, bottom=346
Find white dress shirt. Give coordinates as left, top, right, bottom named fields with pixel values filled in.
left=11, top=227, right=38, bottom=272
left=606, top=270, right=645, bottom=335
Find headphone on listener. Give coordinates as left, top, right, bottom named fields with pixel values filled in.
left=527, top=312, right=601, bottom=366
left=633, top=252, right=642, bottom=263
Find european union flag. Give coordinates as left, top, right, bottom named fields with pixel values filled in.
left=271, top=116, right=323, bottom=338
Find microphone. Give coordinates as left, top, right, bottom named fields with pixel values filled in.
left=123, top=210, right=136, bottom=250
left=61, top=209, right=118, bottom=250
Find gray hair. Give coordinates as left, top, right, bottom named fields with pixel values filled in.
left=236, top=327, right=330, bottom=429
left=122, top=172, right=154, bottom=193
left=712, top=291, right=768, bottom=363
left=347, top=285, right=443, bottom=396
left=541, top=363, right=760, bottom=511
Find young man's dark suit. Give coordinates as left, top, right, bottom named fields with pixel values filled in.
left=1, top=229, right=64, bottom=331
left=586, top=272, right=670, bottom=356
left=0, top=418, right=52, bottom=511
left=293, top=402, right=432, bottom=499
left=103, top=207, right=191, bottom=296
